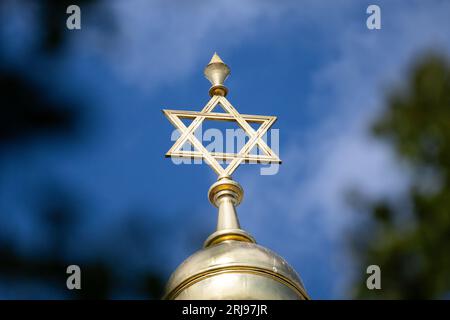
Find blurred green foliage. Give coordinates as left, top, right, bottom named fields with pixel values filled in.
left=352, top=54, right=450, bottom=299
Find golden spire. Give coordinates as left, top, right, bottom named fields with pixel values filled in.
left=163, top=53, right=281, bottom=246
left=204, top=52, right=230, bottom=97
left=204, top=176, right=255, bottom=248
left=162, top=53, right=309, bottom=300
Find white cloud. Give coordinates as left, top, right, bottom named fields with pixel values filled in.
left=78, top=0, right=361, bottom=92
left=80, top=0, right=286, bottom=90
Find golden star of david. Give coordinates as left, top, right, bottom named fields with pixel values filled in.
left=163, top=95, right=281, bottom=177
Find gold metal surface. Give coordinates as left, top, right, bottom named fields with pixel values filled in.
left=204, top=53, right=230, bottom=97
left=203, top=177, right=255, bottom=248
left=173, top=273, right=304, bottom=300
left=162, top=53, right=310, bottom=300
left=163, top=95, right=281, bottom=177
left=209, top=86, right=227, bottom=97
left=205, top=234, right=254, bottom=246
left=164, top=240, right=310, bottom=300
left=167, top=266, right=308, bottom=300
left=208, top=176, right=243, bottom=206
left=164, top=53, right=280, bottom=177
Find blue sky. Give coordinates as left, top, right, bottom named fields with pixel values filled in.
left=1, top=0, right=450, bottom=298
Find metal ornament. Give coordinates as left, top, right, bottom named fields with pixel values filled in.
left=162, top=53, right=309, bottom=300
left=163, top=54, right=281, bottom=177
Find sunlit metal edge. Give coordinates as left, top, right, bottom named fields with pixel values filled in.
left=162, top=109, right=277, bottom=123
left=166, top=151, right=282, bottom=163
left=164, top=265, right=310, bottom=300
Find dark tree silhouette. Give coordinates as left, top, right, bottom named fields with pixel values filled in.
left=351, top=54, right=450, bottom=299
left=0, top=1, right=164, bottom=299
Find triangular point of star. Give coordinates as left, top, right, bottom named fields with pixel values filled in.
left=208, top=52, right=225, bottom=65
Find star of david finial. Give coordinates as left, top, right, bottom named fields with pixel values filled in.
left=163, top=53, right=281, bottom=178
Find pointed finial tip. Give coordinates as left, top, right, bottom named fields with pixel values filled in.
left=204, top=52, right=230, bottom=96
left=208, top=52, right=225, bottom=65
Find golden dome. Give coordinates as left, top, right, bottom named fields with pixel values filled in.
left=163, top=177, right=310, bottom=300
left=164, top=240, right=308, bottom=300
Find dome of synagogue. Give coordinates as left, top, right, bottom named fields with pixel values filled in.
left=164, top=240, right=309, bottom=300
